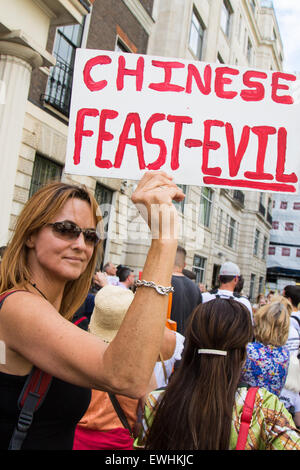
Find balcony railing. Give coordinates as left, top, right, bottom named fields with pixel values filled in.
left=41, top=61, right=73, bottom=116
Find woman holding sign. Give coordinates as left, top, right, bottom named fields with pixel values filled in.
left=0, top=170, right=184, bottom=450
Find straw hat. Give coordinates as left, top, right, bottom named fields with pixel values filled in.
left=89, top=285, right=134, bottom=342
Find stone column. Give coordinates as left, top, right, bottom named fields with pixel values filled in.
left=0, top=41, right=42, bottom=245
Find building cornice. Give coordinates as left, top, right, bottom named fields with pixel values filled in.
left=0, top=31, right=55, bottom=67
left=0, top=40, right=43, bottom=68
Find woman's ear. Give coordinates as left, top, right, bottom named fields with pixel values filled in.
left=25, top=234, right=36, bottom=249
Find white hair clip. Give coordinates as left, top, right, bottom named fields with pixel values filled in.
left=198, top=349, right=227, bottom=356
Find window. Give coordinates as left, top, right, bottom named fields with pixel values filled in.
left=29, top=154, right=62, bottom=198
left=254, top=229, right=260, bottom=256
left=282, top=247, right=291, bottom=257
left=221, top=1, right=232, bottom=37
left=216, top=208, right=223, bottom=242
left=192, top=255, right=206, bottom=283
left=249, top=273, right=256, bottom=300
left=173, top=184, right=187, bottom=213
left=189, top=10, right=205, bottom=59
left=267, top=197, right=273, bottom=213
left=259, top=192, right=264, bottom=205
left=247, top=38, right=253, bottom=63
left=258, top=276, right=264, bottom=294
left=259, top=192, right=265, bottom=216
left=294, top=202, right=300, bottom=210
left=250, top=0, right=256, bottom=14
left=285, top=222, right=294, bottom=231
left=227, top=217, right=237, bottom=248
left=199, top=187, right=213, bottom=227
left=237, top=13, right=242, bottom=39
left=267, top=197, right=273, bottom=224
left=95, top=183, right=113, bottom=233
left=43, top=21, right=85, bottom=116
left=244, top=28, right=248, bottom=51
left=115, top=39, right=131, bottom=53
left=262, top=236, right=267, bottom=259
left=272, top=221, right=279, bottom=230
left=269, top=246, right=275, bottom=255
left=217, top=53, right=224, bottom=63
left=94, top=183, right=114, bottom=268
left=297, top=249, right=300, bottom=258
left=280, top=201, right=288, bottom=209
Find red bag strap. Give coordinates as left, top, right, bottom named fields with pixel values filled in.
left=74, top=315, right=88, bottom=326
left=0, top=290, right=24, bottom=304
left=235, top=387, right=258, bottom=450
left=9, top=368, right=53, bottom=450
left=18, top=367, right=53, bottom=410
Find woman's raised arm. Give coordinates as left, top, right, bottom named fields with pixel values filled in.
left=0, top=171, right=184, bottom=398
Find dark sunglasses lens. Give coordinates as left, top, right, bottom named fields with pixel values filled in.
left=84, top=230, right=99, bottom=245
left=51, top=222, right=99, bottom=245
left=52, top=222, right=80, bottom=239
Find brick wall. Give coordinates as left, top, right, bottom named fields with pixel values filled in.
left=28, top=25, right=57, bottom=112
left=86, top=0, right=149, bottom=53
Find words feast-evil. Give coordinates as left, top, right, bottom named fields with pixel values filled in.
left=73, top=54, right=298, bottom=192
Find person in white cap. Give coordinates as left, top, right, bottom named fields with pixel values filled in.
left=201, top=261, right=253, bottom=322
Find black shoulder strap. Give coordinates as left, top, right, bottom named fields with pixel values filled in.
left=233, top=292, right=241, bottom=298
left=210, top=288, right=218, bottom=295
left=291, top=316, right=300, bottom=328
left=108, top=392, right=133, bottom=437
left=9, top=367, right=52, bottom=450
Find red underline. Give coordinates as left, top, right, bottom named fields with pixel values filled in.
left=203, top=177, right=297, bottom=193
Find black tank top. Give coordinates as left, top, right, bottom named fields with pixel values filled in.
left=0, top=371, right=91, bottom=449
left=0, top=292, right=91, bottom=449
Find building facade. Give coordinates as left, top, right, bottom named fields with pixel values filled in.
left=0, top=0, right=285, bottom=300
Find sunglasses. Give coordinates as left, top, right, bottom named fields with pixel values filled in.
left=47, top=221, right=100, bottom=246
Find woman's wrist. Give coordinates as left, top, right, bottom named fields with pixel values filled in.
left=140, top=239, right=177, bottom=286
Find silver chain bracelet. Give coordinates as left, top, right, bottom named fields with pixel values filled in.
left=135, top=279, right=174, bottom=296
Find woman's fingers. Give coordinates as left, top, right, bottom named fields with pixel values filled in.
left=131, top=171, right=184, bottom=239
left=132, top=171, right=185, bottom=206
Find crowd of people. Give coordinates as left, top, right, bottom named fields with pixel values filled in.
left=0, top=171, right=300, bottom=450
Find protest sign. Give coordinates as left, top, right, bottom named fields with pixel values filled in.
left=65, top=49, right=300, bottom=193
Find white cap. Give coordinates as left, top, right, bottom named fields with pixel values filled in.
left=219, top=262, right=240, bottom=276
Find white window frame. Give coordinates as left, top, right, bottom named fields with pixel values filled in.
left=254, top=229, right=260, bottom=256
left=249, top=273, right=256, bottom=300
left=220, top=0, right=232, bottom=37
left=199, top=187, right=213, bottom=228
left=192, top=255, right=206, bottom=284
left=227, top=216, right=238, bottom=249
left=189, top=9, right=205, bottom=59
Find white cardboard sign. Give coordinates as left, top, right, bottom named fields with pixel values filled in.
left=65, top=49, right=300, bottom=193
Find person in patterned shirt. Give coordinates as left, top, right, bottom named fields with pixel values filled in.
left=240, top=297, right=291, bottom=396
left=134, top=298, right=300, bottom=450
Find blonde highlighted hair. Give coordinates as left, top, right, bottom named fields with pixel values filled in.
left=0, top=182, right=103, bottom=320
left=253, top=295, right=292, bottom=346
